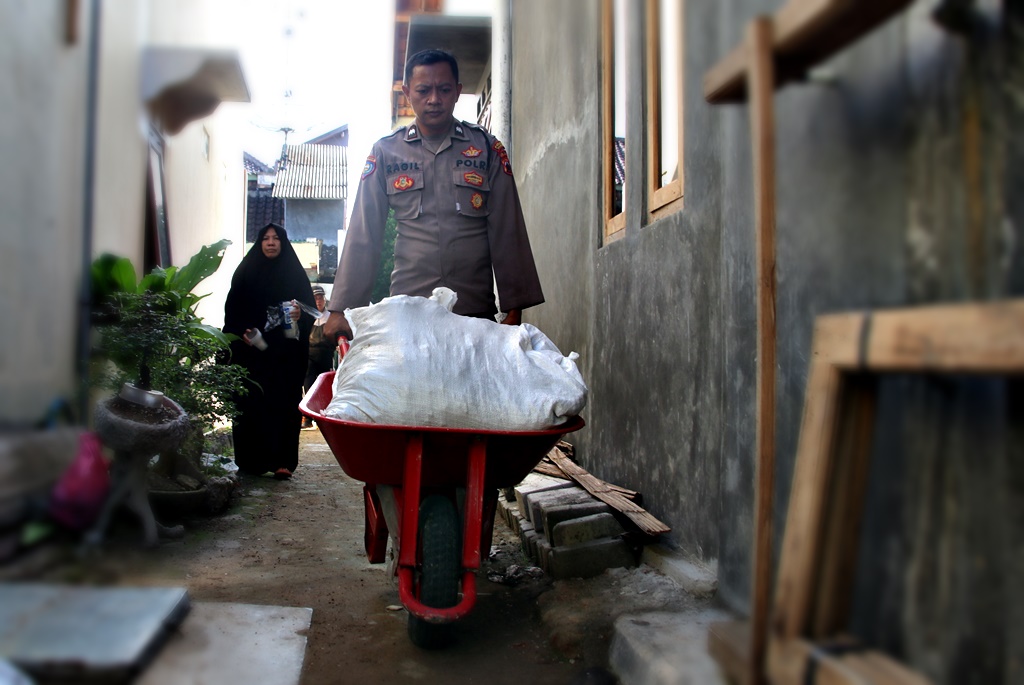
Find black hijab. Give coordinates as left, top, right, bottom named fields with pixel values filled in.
left=224, top=223, right=316, bottom=341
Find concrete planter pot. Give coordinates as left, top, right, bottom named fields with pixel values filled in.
left=87, top=395, right=191, bottom=547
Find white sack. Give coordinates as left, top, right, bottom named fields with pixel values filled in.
left=325, top=288, right=587, bottom=430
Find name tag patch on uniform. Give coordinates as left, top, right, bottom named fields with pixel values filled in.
left=493, top=140, right=513, bottom=176
left=386, top=161, right=421, bottom=174
left=471, top=192, right=484, bottom=210
left=462, top=146, right=482, bottom=158
left=361, top=155, right=376, bottom=179
left=463, top=171, right=484, bottom=187
left=393, top=175, right=416, bottom=191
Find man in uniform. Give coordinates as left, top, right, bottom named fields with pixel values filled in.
left=324, top=48, right=543, bottom=340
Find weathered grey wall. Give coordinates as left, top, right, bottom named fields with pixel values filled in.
left=512, top=0, right=726, bottom=570
left=284, top=199, right=345, bottom=247
left=510, top=0, right=1022, bottom=681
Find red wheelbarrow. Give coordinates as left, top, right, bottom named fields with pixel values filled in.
left=299, top=369, right=585, bottom=648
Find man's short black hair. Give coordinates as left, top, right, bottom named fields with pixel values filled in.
left=404, top=49, right=460, bottom=85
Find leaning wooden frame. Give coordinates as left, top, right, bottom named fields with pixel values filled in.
left=763, top=299, right=1024, bottom=684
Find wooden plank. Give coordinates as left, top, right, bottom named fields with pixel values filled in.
left=708, top=620, right=751, bottom=685
left=540, top=449, right=642, bottom=501
left=770, top=359, right=845, bottom=639
left=704, top=0, right=915, bottom=103
left=747, top=16, right=777, bottom=685
left=767, top=636, right=870, bottom=685
left=811, top=375, right=878, bottom=637
left=861, top=298, right=1024, bottom=373
left=546, top=448, right=671, bottom=536
left=768, top=637, right=934, bottom=684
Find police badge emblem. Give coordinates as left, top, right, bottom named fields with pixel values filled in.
left=361, top=155, right=376, bottom=179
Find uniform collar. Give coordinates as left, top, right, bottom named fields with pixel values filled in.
left=404, top=120, right=467, bottom=143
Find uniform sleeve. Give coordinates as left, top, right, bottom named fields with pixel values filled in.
left=485, top=136, right=545, bottom=312
left=328, top=143, right=391, bottom=313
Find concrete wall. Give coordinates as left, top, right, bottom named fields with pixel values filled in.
left=0, top=1, right=89, bottom=424
left=509, top=0, right=1023, bottom=681
left=0, top=0, right=248, bottom=422
left=284, top=199, right=346, bottom=248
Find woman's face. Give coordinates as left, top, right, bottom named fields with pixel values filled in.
left=261, top=228, right=281, bottom=259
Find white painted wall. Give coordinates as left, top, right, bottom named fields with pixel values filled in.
left=0, top=0, right=249, bottom=423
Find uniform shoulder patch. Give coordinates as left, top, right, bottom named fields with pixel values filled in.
left=361, top=155, right=376, bottom=179
left=492, top=140, right=513, bottom=176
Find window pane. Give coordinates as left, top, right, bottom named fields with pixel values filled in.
left=612, top=0, right=627, bottom=217
left=657, top=0, right=680, bottom=189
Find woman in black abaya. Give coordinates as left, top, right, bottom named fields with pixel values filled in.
left=223, top=223, right=316, bottom=479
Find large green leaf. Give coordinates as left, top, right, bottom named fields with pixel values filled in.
left=171, top=239, right=231, bottom=295
left=187, top=321, right=232, bottom=346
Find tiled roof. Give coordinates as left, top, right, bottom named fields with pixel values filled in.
left=246, top=185, right=285, bottom=242
left=271, top=144, right=348, bottom=200
left=244, top=151, right=274, bottom=175
left=304, top=124, right=349, bottom=147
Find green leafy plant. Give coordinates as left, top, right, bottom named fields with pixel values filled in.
left=370, top=210, right=398, bottom=303
left=91, top=240, right=248, bottom=484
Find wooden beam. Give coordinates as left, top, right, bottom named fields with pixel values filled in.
left=708, top=620, right=752, bottom=685
left=546, top=448, right=670, bottom=536
left=770, top=359, right=845, bottom=639
left=810, top=374, right=878, bottom=637
left=768, top=637, right=935, bottom=685
left=747, top=16, right=777, bottom=685
left=704, top=0, right=915, bottom=103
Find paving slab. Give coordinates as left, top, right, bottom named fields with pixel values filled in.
left=550, top=512, right=625, bottom=547
left=548, top=537, right=636, bottom=579
left=541, top=501, right=612, bottom=540
left=513, top=474, right=574, bottom=518
left=0, top=583, right=189, bottom=683
left=609, top=609, right=732, bottom=685
left=139, top=602, right=312, bottom=685
left=525, top=486, right=594, bottom=529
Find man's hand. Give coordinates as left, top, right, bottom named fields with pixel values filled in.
left=323, top=311, right=353, bottom=341
left=501, top=309, right=522, bottom=326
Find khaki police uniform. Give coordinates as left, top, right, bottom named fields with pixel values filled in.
left=328, top=120, right=544, bottom=319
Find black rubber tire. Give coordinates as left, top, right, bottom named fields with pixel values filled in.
left=407, top=495, right=460, bottom=649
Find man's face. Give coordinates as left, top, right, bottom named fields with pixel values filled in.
left=403, top=62, right=462, bottom=137
left=314, top=293, right=326, bottom=311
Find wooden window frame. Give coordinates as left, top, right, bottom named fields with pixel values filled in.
left=602, top=0, right=626, bottom=244
left=767, top=299, right=1024, bottom=684
left=646, top=0, right=684, bottom=220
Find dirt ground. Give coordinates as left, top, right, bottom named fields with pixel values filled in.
left=28, top=428, right=704, bottom=685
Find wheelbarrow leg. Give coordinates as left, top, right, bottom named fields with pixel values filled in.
left=363, top=485, right=389, bottom=564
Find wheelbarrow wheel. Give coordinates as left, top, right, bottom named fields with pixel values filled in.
left=408, top=495, right=460, bottom=649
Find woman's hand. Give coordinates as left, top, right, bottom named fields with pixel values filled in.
left=289, top=300, right=301, bottom=322
left=243, top=328, right=255, bottom=346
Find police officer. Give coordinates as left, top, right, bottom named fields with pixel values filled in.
left=324, top=48, right=543, bottom=340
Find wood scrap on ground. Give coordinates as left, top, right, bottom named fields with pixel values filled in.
left=541, top=444, right=671, bottom=537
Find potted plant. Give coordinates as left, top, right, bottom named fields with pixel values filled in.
left=89, top=241, right=249, bottom=540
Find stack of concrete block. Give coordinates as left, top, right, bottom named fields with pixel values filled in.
left=498, top=472, right=636, bottom=579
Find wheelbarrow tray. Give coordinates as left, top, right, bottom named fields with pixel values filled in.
left=299, top=371, right=584, bottom=489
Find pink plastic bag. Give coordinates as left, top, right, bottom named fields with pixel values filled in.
left=49, top=432, right=110, bottom=530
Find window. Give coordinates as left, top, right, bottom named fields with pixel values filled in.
left=647, top=0, right=684, bottom=218
left=144, top=141, right=172, bottom=270
left=603, top=0, right=627, bottom=243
